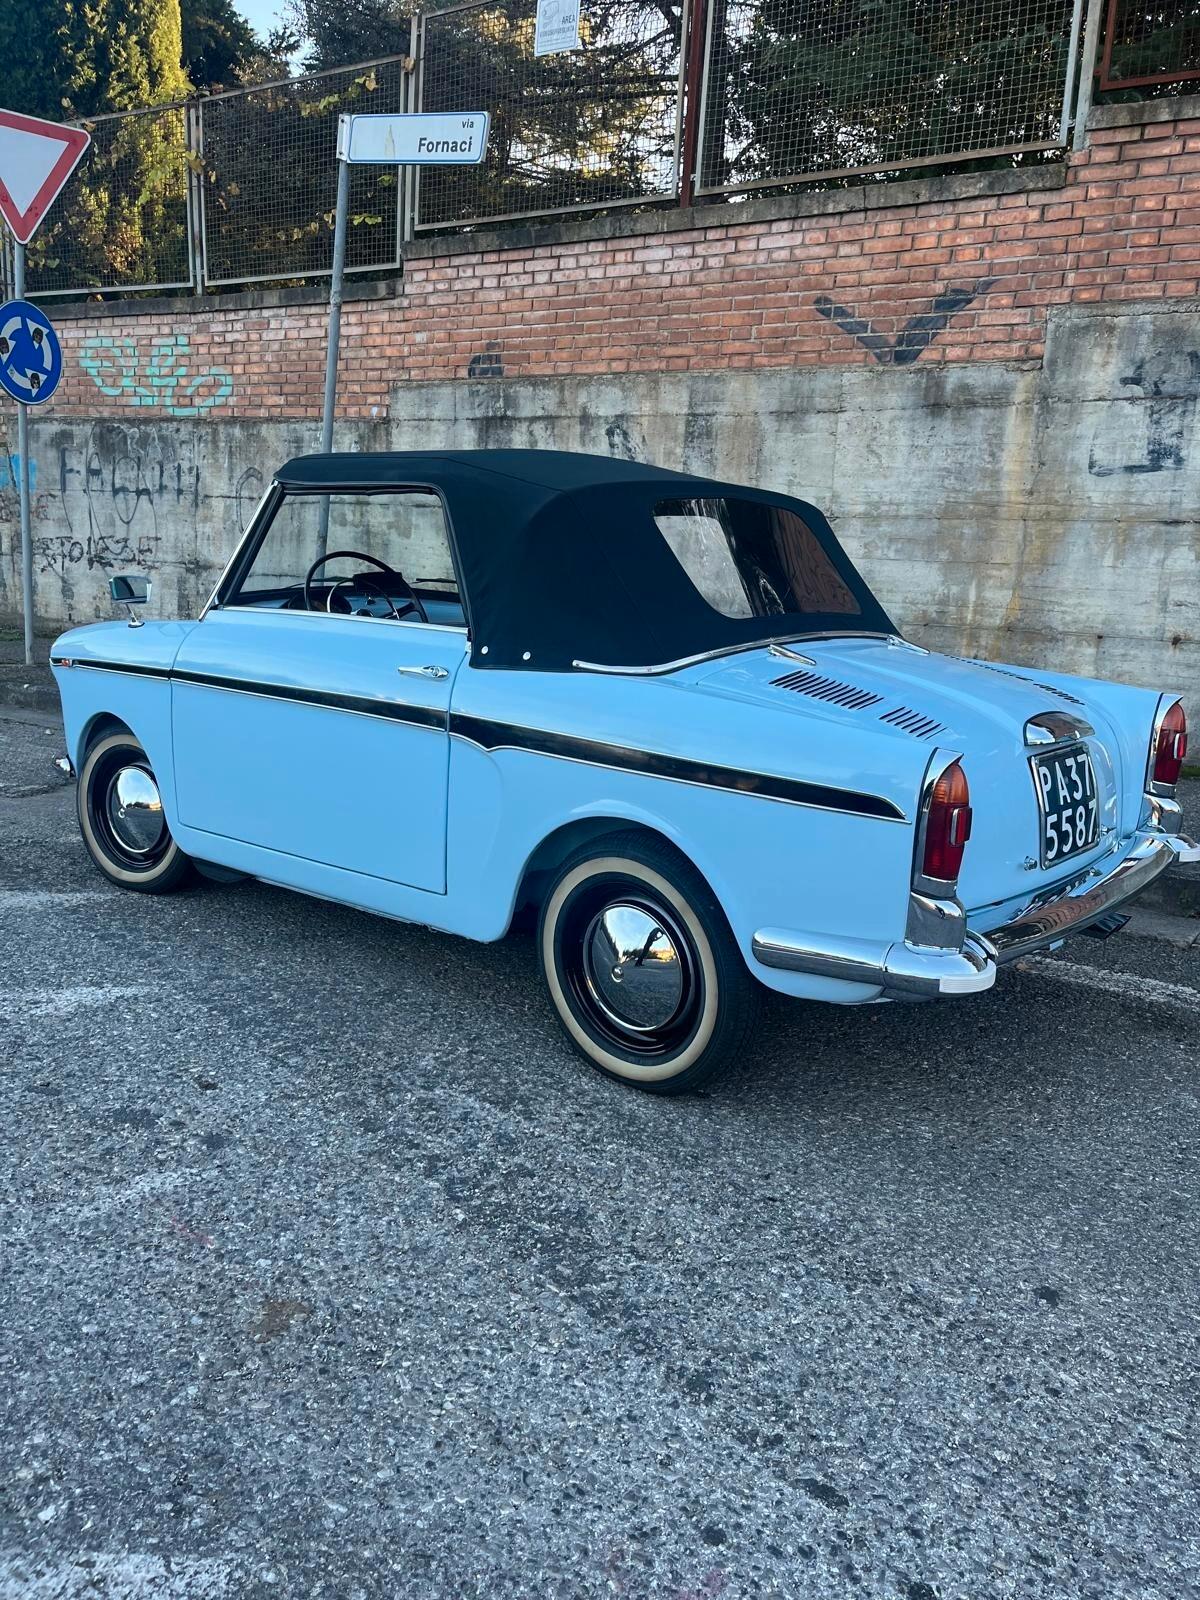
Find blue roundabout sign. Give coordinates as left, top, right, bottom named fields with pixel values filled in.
left=0, top=297, right=62, bottom=404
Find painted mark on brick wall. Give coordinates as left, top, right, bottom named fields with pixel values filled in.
left=814, top=280, right=997, bottom=365
left=467, top=342, right=503, bottom=378
left=1088, top=349, right=1200, bottom=476
left=80, top=335, right=233, bottom=415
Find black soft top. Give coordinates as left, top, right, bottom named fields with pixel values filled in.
left=274, top=449, right=893, bottom=671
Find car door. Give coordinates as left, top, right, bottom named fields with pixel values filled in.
left=171, top=485, right=467, bottom=894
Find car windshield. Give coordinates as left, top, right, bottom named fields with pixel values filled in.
left=653, top=497, right=865, bottom=624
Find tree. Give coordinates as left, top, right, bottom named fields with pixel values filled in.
left=0, top=0, right=191, bottom=119
left=292, top=0, right=412, bottom=70
left=182, top=0, right=261, bottom=89
left=0, top=0, right=193, bottom=293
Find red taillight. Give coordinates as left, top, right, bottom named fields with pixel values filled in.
left=922, top=760, right=973, bottom=882
left=1153, top=701, right=1188, bottom=788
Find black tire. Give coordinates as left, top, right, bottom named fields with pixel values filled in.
left=78, top=732, right=193, bottom=894
left=536, top=831, right=759, bottom=1094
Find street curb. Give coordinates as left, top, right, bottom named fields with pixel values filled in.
left=1137, top=860, right=1200, bottom=921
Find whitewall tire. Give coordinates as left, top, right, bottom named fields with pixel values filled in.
left=537, top=831, right=758, bottom=1094
left=78, top=732, right=193, bottom=894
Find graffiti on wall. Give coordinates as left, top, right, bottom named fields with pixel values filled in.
left=814, top=280, right=997, bottom=366
left=1088, top=349, right=1200, bottom=477
left=0, top=454, right=37, bottom=493
left=27, top=426, right=263, bottom=617
left=80, top=334, right=233, bottom=416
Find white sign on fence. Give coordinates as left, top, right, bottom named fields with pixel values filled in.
left=339, top=112, right=490, bottom=166
left=534, top=0, right=581, bottom=56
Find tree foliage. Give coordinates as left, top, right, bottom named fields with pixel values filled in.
left=0, top=0, right=191, bottom=119
left=182, top=0, right=261, bottom=89
left=0, top=0, right=193, bottom=292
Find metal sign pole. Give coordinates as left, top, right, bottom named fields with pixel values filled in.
left=12, top=239, right=34, bottom=666
left=317, top=139, right=351, bottom=554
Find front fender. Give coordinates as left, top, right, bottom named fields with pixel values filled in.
left=50, top=620, right=196, bottom=823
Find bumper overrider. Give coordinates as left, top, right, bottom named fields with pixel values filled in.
left=753, top=830, right=1199, bottom=1000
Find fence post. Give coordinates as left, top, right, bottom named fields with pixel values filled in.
left=400, top=13, right=419, bottom=246
left=678, top=0, right=708, bottom=206
left=1072, top=0, right=1108, bottom=152
left=186, top=101, right=205, bottom=294
left=1059, top=0, right=1086, bottom=145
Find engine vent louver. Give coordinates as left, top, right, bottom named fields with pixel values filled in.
left=880, top=706, right=946, bottom=740
left=973, top=661, right=1086, bottom=707
left=770, top=670, right=883, bottom=710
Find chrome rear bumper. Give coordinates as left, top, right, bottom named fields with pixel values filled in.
left=753, top=831, right=1190, bottom=1000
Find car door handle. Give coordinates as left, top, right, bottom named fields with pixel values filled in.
left=396, top=664, right=449, bottom=680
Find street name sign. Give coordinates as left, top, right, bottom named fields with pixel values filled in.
left=0, top=108, right=90, bottom=244
left=0, top=298, right=63, bottom=405
left=338, top=113, right=489, bottom=166
left=535, top=0, right=582, bottom=56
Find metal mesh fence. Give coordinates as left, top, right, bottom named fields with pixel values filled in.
left=1099, top=0, right=1200, bottom=87
left=415, top=0, right=685, bottom=228
left=199, top=56, right=411, bottom=287
left=25, top=104, right=191, bottom=296
left=697, top=0, right=1079, bottom=195
left=13, top=0, right=1188, bottom=297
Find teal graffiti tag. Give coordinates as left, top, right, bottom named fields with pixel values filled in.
left=80, top=334, right=233, bottom=416
left=0, top=454, right=37, bottom=492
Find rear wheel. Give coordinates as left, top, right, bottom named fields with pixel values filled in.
left=537, top=832, right=758, bottom=1094
left=78, top=732, right=193, bottom=893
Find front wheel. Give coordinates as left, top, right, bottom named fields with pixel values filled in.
left=78, top=732, right=193, bottom=894
left=537, top=832, right=759, bottom=1094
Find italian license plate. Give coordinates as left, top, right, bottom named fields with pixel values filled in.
left=1032, top=743, right=1100, bottom=869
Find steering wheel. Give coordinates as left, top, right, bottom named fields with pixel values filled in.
left=302, top=550, right=428, bottom=623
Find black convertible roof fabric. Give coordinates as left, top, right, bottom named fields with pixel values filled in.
left=275, top=450, right=894, bottom=670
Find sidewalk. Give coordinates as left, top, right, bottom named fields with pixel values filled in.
left=0, top=623, right=62, bottom=716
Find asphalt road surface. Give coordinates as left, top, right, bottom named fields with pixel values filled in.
left=1, top=707, right=1198, bottom=1599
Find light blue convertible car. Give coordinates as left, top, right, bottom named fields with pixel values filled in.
left=51, top=450, right=1197, bottom=1093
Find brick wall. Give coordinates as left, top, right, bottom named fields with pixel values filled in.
left=34, top=96, right=1200, bottom=422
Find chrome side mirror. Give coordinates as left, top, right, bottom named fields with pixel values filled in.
left=111, top=574, right=151, bottom=627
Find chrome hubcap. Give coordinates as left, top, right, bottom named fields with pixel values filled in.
left=105, top=766, right=165, bottom=855
left=583, top=901, right=686, bottom=1032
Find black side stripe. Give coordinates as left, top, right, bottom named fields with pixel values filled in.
left=172, top=668, right=446, bottom=730
left=51, top=656, right=168, bottom=680
left=450, top=714, right=905, bottom=820
left=51, top=659, right=904, bottom=821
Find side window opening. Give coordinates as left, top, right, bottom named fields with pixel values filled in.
left=229, top=489, right=464, bottom=627
left=653, top=497, right=862, bottom=621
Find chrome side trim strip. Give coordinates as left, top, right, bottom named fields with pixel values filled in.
left=50, top=656, right=169, bottom=681
left=173, top=669, right=447, bottom=730
left=571, top=631, right=899, bottom=677
left=450, top=714, right=907, bottom=820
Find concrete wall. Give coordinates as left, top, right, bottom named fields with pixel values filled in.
left=6, top=295, right=1196, bottom=707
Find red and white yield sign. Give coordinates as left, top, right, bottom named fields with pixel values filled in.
left=0, top=108, right=90, bottom=244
